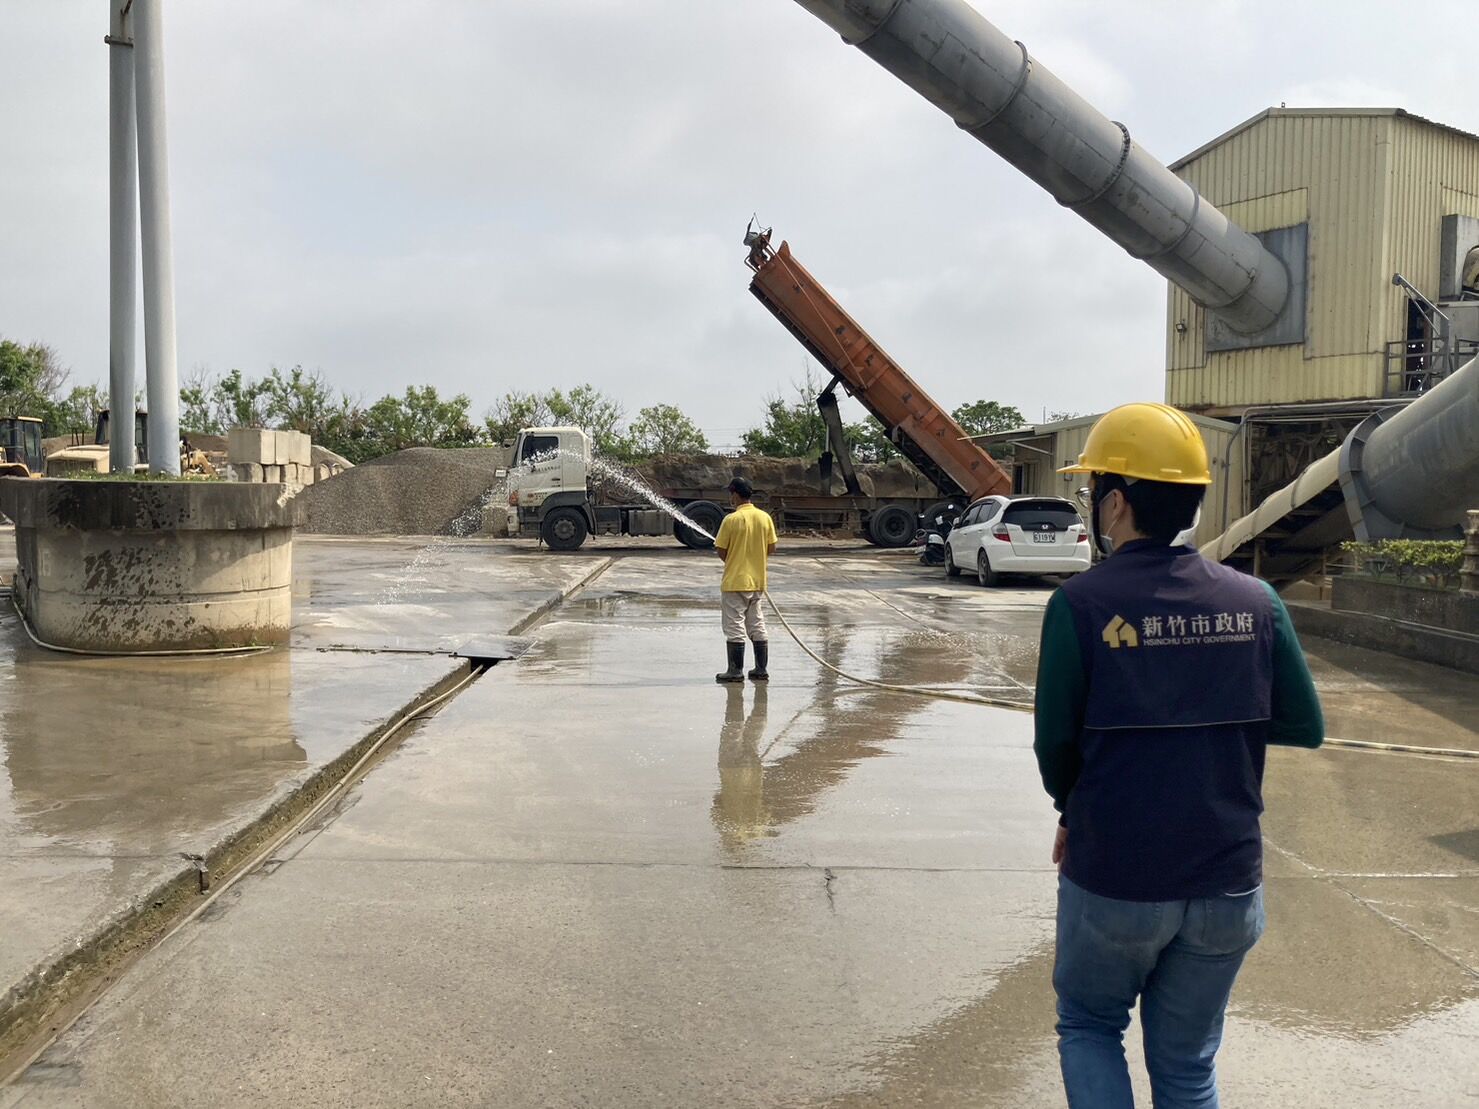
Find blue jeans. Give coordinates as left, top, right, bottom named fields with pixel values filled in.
left=1054, top=874, right=1265, bottom=1109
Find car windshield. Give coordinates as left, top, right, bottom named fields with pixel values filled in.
left=1003, top=501, right=1081, bottom=530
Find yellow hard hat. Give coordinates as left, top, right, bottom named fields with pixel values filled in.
left=1058, top=403, right=1212, bottom=485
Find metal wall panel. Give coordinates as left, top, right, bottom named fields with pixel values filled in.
left=1008, top=416, right=1239, bottom=543
left=1167, top=112, right=1479, bottom=412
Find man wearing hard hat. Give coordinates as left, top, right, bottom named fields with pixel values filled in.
left=1034, top=402, right=1324, bottom=1108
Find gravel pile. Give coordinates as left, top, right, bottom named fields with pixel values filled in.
left=297, top=447, right=509, bottom=536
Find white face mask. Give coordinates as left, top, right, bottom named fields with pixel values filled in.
left=1094, top=491, right=1120, bottom=556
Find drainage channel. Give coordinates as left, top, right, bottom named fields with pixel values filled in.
left=0, top=557, right=615, bottom=1088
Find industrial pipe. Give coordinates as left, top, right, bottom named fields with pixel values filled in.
left=791, top=0, right=1290, bottom=333
left=107, top=2, right=137, bottom=474
left=1340, top=355, right=1479, bottom=538
left=133, top=0, right=181, bottom=475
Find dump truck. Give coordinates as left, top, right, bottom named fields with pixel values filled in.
left=506, top=232, right=1015, bottom=552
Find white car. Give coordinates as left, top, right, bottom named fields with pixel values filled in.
left=944, top=495, right=1091, bottom=586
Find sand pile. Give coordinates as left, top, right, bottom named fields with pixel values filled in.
left=297, top=446, right=510, bottom=536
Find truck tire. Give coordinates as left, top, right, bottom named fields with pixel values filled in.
left=541, top=507, right=589, bottom=551
left=675, top=500, right=723, bottom=550
left=868, top=504, right=915, bottom=548
left=922, top=499, right=961, bottom=538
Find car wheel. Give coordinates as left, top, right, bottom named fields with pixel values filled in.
left=977, top=549, right=1000, bottom=588
left=944, top=543, right=961, bottom=577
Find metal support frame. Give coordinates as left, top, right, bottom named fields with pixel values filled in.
left=816, top=379, right=863, bottom=497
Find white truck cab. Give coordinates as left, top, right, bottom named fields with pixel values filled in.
left=508, top=426, right=591, bottom=511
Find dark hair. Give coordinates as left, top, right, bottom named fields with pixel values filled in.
left=727, top=476, right=754, bottom=499
left=1097, top=473, right=1203, bottom=543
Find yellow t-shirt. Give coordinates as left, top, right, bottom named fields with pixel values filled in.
left=716, top=503, right=777, bottom=593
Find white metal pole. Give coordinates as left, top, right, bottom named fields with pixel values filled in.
left=132, top=0, right=180, bottom=475
left=108, top=1, right=137, bottom=473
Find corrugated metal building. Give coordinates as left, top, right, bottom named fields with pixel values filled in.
left=1165, top=108, right=1479, bottom=414
left=982, top=413, right=1243, bottom=547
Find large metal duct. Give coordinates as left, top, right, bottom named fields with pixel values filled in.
left=792, top=0, right=1290, bottom=334
left=1340, top=354, right=1479, bottom=538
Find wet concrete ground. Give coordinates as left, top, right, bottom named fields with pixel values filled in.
left=3, top=544, right=1474, bottom=1106
left=0, top=533, right=603, bottom=1055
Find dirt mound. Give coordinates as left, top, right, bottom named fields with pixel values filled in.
left=297, top=446, right=510, bottom=536
left=634, top=453, right=933, bottom=499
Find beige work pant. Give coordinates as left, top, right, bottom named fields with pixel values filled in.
left=721, top=591, right=767, bottom=643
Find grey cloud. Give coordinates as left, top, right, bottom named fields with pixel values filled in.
left=3, top=1, right=1475, bottom=440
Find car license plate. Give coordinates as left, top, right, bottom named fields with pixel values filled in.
left=1032, top=532, right=1056, bottom=543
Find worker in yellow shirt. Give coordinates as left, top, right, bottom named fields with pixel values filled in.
left=714, top=477, right=778, bottom=684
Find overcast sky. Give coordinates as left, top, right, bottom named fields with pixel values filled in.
left=4, top=2, right=1476, bottom=448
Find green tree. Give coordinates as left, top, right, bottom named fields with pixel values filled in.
left=484, top=390, right=553, bottom=444
left=50, top=384, right=107, bottom=438
left=0, top=339, right=70, bottom=429
left=952, top=400, right=1026, bottom=462
left=180, top=370, right=223, bottom=434
left=1045, top=409, right=1091, bottom=424
left=362, top=385, right=480, bottom=454
left=263, top=365, right=337, bottom=434
left=548, top=383, right=625, bottom=455
left=742, top=371, right=897, bottom=462
left=951, top=399, right=1026, bottom=438
left=620, top=404, right=709, bottom=459
left=211, top=369, right=272, bottom=429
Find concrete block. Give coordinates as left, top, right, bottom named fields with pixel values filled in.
left=297, top=464, right=315, bottom=486
left=263, top=464, right=285, bottom=484
left=281, top=431, right=311, bottom=466
left=228, top=427, right=274, bottom=465
left=229, top=462, right=263, bottom=484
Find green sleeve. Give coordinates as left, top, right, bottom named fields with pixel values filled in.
left=1034, top=590, right=1087, bottom=814
left=1262, top=582, right=1325, bottom=748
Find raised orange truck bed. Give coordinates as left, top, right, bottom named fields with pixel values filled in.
left=745, top=229, right=1012, bottom=503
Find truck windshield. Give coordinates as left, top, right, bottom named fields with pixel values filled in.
left=519, top=434, right=559, bottom=464
left=1003, top=501, right=1081, bottom=531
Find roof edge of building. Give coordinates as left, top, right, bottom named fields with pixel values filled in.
left=1169, top=107, right=1479, bottom=171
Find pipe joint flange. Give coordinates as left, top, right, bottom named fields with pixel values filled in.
left=1066, top=121, right=1132, bottom=211
left=962, top=40, right=1032, bottom=135
left=842, top=0, right=908, bottom=46
left=1129, top=183, right=1203, bottom=264
left=1337, top=409, right=1394, bottom=541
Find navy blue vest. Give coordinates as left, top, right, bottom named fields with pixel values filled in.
left=1057, top=541, right=1276, bottom=900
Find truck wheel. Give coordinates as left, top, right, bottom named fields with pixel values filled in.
left=868, top=504, right=915, bottom=548
left=542, top=507, right=589, bottom=551
left=676, top=500, right=723, bottom=549
left=922, top=500, right=961, bottom=538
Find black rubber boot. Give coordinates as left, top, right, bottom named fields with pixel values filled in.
left=716, top=641, right=746, bottom=684
left=748, top=640, right=769, bottom=682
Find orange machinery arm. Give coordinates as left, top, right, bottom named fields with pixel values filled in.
left=746, top=231, right=1012, bottom=503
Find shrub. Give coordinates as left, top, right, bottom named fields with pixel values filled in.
left=1341, top=539, right=1464, bottom=590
